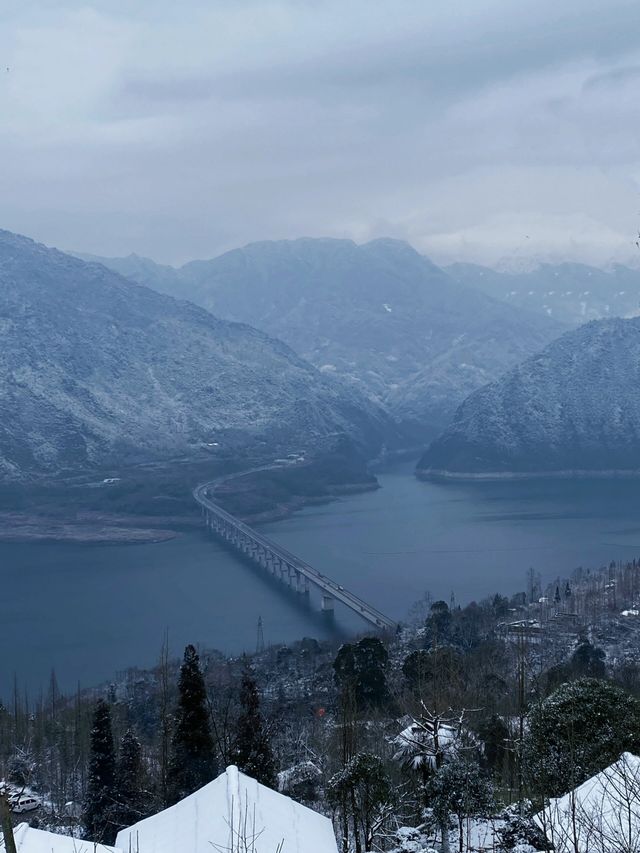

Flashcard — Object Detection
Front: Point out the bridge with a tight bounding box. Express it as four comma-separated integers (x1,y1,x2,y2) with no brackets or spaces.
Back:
193,482,396,632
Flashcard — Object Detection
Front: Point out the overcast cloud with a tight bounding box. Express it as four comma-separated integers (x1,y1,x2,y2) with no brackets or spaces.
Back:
1,0,640,266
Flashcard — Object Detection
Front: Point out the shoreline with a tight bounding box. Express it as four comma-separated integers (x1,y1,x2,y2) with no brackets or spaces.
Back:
417,467,640,482
0,447,391,543
0,512,201,545
239,481,380,525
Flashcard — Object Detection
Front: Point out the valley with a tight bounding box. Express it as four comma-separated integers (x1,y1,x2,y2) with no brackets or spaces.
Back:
3,461,640,693
4,5,640,848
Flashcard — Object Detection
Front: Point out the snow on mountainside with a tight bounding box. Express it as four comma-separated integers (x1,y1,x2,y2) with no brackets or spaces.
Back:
418,316,640,477
0,230,395,479
447,261,640,327
85,238,563,434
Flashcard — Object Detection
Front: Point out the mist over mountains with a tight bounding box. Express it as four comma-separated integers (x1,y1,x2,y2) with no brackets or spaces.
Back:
447,261,640,327
418,316,640,477
82,238,562,434
0,230,395,479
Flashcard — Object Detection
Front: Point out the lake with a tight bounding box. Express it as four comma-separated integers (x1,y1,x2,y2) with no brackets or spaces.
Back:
2,462,640,694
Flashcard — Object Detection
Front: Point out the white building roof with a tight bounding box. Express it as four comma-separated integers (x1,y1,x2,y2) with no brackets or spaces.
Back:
116,765,338,853
534,752,640,853
5,824,120,853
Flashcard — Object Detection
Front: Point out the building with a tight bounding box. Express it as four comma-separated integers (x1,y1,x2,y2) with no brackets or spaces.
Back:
534,752,640,853
116,765,338,853
4,824,119,852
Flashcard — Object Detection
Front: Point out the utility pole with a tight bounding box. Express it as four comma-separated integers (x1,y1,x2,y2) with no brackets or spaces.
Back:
256,616,265,654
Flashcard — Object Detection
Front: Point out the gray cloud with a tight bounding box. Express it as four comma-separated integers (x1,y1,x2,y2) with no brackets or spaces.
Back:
1,0,640,267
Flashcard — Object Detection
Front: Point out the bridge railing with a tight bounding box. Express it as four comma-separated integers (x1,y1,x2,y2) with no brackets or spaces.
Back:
194,484,396,631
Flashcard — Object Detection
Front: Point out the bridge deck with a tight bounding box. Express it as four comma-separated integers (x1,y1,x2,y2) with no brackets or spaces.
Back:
193,483,396,631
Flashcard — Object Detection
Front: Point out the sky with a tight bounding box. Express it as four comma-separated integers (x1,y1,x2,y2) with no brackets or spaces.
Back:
1,0,640,268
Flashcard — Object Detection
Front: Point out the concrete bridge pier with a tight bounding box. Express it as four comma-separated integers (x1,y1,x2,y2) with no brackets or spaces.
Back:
285,563,295,587
194,482,396,632
294,571,309,594
321,594,335,612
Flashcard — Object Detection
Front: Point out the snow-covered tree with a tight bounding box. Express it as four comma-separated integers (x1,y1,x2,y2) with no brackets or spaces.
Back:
427,757,494,853
394,704,472,777
168,644,216,803
333,637,389,710
232,664,275,788
327,752,393,853
394,705,478,853
277,760,322,802
114,729,149,831
525,678,640,798
82,699,117,843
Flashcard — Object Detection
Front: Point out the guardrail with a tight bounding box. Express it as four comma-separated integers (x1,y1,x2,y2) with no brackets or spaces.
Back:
194,483,396,631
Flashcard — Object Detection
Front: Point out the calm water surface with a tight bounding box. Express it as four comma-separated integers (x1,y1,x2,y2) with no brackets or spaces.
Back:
2,463,640,693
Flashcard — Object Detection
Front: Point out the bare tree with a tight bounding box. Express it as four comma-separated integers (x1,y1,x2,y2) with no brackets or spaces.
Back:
210,795,284,853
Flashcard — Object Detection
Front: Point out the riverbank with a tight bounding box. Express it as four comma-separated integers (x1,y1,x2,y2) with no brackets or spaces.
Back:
417,467,640,481
210,445,380,524
0,511,201,543
0,456,231,542
0,441,385,541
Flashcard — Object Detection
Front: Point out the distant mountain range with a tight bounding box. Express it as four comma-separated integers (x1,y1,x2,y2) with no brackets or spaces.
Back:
0,230,396,479
418,316,640,477
80,239,563,434
447,262,640,327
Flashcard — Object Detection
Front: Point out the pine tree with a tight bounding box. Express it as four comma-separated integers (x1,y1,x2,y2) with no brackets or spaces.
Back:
114,729,147,831
232,664,275,787
168,644,216,803
333,637,389,711
83,699,116,843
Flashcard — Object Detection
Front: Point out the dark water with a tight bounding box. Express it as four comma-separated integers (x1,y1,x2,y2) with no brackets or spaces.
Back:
2,463,640,694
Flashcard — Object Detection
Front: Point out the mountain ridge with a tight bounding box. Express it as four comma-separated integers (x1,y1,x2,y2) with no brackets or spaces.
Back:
417,316,640,478
79,237,564,433
0,229,396,479
446,260,640,327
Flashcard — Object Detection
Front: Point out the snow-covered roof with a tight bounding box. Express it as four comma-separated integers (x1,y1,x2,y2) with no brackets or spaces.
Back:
534,752,640,853
4,824,121,852
116,765,338,853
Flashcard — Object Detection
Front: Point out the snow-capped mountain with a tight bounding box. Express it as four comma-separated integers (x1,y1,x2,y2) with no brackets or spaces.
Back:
418,316,640,477
83,238,563,434
0,230,395,479
447,262,640,327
